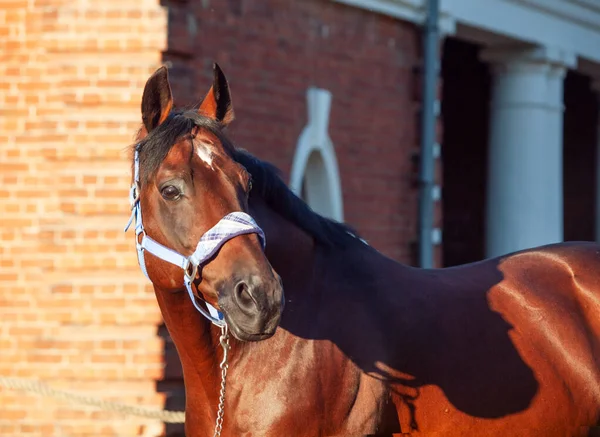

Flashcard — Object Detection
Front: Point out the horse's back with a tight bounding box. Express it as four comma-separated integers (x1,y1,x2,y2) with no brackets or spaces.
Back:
453,241,600,321
396,241,600,436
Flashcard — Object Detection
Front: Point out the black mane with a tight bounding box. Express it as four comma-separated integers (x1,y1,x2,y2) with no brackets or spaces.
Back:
133,110,361,249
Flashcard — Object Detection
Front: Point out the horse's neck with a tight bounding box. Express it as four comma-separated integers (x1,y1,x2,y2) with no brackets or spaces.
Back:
152,286,222,428
249,197,319,290
248,196,404,324
249,197,433,375
155,198,414,429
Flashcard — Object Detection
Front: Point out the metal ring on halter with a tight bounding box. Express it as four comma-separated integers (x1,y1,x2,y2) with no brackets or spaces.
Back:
129,183,140,207
136,229,146,247
183,259,198,282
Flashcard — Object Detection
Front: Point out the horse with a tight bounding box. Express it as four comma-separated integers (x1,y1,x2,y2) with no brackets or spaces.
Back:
126,64,600,437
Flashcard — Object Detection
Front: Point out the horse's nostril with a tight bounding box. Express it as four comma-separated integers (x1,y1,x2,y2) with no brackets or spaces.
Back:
234,280,257,312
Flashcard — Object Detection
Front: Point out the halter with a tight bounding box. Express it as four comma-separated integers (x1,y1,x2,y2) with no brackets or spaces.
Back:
124,147,266,327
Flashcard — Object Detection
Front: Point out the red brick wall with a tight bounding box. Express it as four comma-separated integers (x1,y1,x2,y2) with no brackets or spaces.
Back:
164,0,423,263
161,2,431,428
1,0,434,435
0,1,169,436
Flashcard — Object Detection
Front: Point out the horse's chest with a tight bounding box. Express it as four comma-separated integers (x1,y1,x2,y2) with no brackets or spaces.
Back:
226,340,384,436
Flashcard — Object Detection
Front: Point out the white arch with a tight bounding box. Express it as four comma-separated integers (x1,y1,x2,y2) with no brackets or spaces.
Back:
289,87,344,222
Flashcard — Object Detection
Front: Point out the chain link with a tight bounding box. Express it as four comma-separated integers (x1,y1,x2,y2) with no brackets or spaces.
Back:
213,324,230,437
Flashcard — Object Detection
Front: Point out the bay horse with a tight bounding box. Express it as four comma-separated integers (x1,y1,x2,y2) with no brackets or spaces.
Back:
126,64,600,436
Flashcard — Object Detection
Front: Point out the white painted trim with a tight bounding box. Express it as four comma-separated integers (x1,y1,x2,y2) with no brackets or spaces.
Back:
332,0,457,34
568,0,600,13
448,0,599,64
508,0,600,29
332,0,600,68
289,88,345,222
332,0,423,23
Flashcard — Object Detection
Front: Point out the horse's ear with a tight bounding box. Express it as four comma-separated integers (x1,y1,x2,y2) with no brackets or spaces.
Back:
198,63,235,126
141,66,173,133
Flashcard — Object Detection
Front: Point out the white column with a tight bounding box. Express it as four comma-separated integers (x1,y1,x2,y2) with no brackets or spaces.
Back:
481,47,576,258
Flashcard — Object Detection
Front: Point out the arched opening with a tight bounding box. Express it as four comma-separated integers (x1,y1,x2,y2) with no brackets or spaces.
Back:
289,87,344,223
300,150,334,219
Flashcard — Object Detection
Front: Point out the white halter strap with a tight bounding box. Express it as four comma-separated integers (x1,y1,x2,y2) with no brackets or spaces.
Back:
124,149,266,326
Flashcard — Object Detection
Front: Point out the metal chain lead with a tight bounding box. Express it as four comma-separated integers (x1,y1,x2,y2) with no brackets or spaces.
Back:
213,324,230,437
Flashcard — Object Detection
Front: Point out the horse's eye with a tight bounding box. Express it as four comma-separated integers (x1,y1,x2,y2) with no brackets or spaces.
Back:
161,185,181,201
248,177,253,192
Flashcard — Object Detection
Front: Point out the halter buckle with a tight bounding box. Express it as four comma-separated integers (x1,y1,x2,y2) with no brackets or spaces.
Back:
183,259,198,282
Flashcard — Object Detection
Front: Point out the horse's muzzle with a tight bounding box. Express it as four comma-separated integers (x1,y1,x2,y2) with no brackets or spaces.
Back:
219,273,284,342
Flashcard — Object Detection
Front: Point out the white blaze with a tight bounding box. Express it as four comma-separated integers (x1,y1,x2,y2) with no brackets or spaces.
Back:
196,142,214,169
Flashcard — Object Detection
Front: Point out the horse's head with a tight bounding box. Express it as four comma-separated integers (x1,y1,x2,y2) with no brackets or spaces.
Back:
131,64,284,341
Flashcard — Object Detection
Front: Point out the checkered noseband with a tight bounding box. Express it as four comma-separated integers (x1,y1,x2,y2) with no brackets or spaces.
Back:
124,148,266,327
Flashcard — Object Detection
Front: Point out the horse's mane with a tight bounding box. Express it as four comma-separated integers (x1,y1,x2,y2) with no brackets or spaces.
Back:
133,109,361,249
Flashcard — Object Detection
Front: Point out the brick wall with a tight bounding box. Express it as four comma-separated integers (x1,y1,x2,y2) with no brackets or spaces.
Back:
164,0,423,263
162,0,432,426
1,0,437,435
0,1,169,436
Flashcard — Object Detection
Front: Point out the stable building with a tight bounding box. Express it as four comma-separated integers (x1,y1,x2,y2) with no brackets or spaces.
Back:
3,1,600,436
337,0,600,266
165,0,600,268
